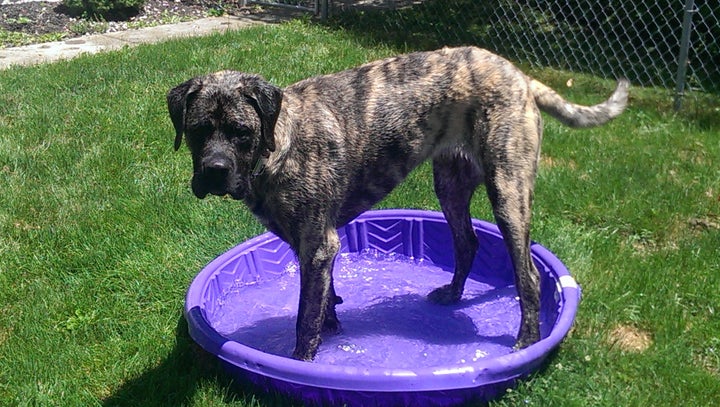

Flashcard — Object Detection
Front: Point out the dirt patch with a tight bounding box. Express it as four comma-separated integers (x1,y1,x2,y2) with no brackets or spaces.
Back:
540,155,578,171
689,216,720,231
607,324,653,353
694,339,720,377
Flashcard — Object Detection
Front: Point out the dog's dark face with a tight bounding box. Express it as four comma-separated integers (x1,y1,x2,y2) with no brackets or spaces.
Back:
167,71,282,200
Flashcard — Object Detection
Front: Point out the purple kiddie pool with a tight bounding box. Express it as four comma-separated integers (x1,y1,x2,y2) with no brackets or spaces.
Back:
185,209,580,406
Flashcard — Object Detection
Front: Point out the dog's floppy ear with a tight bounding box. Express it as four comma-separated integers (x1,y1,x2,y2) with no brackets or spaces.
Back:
245,78,283,153
167,78,202,151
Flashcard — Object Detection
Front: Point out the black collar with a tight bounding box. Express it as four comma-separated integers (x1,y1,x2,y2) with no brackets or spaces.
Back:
251,156,267,178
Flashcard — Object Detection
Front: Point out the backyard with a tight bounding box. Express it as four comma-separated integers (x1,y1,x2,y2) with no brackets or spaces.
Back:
0,17,719,406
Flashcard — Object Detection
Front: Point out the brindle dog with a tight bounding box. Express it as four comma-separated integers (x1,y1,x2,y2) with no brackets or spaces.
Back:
168,46,629,361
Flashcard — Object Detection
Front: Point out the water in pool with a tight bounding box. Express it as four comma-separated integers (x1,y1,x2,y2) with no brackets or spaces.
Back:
210,249,519,368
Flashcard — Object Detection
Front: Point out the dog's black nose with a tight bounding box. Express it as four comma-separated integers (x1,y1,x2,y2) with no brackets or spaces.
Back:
204,158,232,182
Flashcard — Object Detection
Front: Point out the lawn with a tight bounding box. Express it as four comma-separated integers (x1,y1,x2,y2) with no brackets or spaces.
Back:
0,19,718,406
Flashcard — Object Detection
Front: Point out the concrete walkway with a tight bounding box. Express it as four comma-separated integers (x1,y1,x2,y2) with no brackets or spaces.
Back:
0,13,290,69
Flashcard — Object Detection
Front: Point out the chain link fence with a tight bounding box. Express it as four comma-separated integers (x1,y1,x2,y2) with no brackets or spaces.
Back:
281,0,717,108
240,0,323,14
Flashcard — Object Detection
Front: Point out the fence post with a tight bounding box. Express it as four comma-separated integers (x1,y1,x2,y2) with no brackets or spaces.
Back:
318,0,329,19
674,0,697,111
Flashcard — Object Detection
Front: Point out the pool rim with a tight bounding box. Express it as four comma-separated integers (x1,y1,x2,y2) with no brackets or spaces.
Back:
184,209,580,393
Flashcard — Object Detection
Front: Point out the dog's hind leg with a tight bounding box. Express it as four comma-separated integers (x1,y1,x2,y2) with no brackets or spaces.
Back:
427,154,482,305
484,158,541,349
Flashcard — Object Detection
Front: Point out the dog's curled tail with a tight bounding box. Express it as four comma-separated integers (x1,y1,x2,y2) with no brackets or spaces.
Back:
531,78,630,128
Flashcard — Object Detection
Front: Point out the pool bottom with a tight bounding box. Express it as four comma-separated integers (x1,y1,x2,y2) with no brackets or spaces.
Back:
208,249,521,370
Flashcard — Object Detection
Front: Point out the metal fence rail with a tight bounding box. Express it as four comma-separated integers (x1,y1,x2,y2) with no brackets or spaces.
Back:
325,0,718,108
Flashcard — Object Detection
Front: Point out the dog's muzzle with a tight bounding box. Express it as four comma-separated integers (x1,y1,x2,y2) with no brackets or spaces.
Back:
192,156,246,199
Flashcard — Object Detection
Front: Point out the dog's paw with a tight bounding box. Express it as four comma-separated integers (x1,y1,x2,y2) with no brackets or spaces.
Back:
513,327,541,350
322,296,343,334
292,339,321,362
291,350,316,361
322,317,342,335
512,338,535,351
427,284,462,305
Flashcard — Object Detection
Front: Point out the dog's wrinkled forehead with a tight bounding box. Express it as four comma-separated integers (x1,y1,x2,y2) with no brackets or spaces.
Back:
197,71,254,105
186,73,260,127
204,70,261,93
170,70,281,153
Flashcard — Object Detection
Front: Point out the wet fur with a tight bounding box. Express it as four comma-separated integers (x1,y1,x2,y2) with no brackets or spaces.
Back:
168,46,629,361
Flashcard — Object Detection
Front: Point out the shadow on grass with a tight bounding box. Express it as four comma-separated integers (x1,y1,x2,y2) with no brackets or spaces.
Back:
102,315,297,407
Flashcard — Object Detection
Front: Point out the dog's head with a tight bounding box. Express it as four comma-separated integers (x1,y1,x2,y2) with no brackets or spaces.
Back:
167,71,283,200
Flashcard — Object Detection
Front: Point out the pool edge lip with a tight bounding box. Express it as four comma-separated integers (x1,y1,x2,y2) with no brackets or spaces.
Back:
184,209,581,393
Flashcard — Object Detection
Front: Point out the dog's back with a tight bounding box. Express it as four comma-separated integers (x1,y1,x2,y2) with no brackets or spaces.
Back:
282,46,627,153
275,47,628,225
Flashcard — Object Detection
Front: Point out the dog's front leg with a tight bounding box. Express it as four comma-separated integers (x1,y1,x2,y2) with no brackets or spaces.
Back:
292,227,341,361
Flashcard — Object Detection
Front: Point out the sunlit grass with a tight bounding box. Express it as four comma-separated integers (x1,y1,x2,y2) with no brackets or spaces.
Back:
0,19,718,406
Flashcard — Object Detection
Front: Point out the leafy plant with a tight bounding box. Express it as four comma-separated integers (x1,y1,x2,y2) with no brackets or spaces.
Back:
206,1,226,17
0,28,66,47
6,16,33,25
62,0,146,20
68,19,110,36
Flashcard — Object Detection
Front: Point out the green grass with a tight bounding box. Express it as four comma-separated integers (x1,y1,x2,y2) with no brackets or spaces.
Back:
0,19,719,406
0,29,67,48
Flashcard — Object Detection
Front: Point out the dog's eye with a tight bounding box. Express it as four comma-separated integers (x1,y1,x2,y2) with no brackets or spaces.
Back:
230,126,253,146
188,123,214,134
